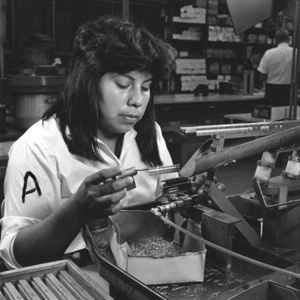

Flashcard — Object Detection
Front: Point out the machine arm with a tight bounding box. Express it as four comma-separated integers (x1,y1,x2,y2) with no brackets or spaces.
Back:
179,124,300,178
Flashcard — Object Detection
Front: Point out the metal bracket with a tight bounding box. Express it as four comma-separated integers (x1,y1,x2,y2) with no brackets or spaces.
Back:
253,151,276,186
253,178,300,216
209,182,262,247
282,151,300,179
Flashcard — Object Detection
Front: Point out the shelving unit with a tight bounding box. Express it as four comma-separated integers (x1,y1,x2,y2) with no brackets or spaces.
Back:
3,0,295,94
162,0,294,94
3,0,166,75
162,2,208,93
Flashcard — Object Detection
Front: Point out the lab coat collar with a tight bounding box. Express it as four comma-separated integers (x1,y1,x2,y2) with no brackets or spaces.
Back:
64,120,138,145
278,42,290,48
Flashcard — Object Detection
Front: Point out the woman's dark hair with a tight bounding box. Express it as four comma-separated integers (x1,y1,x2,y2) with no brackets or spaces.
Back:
43,15,175,167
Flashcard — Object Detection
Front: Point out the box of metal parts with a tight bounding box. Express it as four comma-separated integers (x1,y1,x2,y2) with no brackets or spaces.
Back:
107,210,206,285
252,104,272,119
252,105,300,120
0,259,108,299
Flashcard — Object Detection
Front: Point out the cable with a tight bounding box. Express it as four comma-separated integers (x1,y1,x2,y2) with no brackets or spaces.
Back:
157,213,300,280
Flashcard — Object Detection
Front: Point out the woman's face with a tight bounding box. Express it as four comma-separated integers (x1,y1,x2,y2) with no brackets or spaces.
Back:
98,71,152,136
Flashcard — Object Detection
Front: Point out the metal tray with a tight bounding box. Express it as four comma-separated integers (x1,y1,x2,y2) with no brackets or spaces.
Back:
0,259,109,300
83,216,298,300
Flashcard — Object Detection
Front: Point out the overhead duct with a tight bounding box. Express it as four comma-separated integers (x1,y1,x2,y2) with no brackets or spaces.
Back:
226,0,288,35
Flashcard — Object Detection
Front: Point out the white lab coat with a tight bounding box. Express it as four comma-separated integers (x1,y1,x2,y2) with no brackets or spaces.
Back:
0,116,176,268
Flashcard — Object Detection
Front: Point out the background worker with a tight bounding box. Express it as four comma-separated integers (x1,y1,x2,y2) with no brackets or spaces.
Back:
257,28,293,106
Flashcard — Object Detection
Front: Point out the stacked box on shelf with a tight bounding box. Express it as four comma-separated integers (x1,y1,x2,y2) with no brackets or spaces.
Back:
208,26,241,42
207,79,219,91
224,48,234,58
221,64,232,74
173,26,204,41
206,48,214,57
214,48,224,57
218,15,232,26
176,58,206,91
208,62,219,74
180,75,207,92
207,15,217,25
174,5,207,24
178,50,189,57
257,34,267,43
207,0,218,16
207,47,234,58
180,76,220,92
246,33,267,44
246,33,257,43
176,58,206,74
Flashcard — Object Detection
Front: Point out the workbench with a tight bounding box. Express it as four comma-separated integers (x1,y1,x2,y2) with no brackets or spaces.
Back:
224,113,271,123
82,204,300,300
224,112,300,124
154,93,265,106
154,93,265,165
153,93,265,130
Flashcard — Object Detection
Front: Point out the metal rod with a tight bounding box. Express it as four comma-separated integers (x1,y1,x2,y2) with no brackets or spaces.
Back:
195,127,259,136
289,0,300,119
136,164,180,176
157,214,300,279
181,120,300,134
292,0,300,119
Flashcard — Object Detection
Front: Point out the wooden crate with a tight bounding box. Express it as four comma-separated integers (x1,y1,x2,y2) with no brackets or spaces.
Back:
0,259,108,300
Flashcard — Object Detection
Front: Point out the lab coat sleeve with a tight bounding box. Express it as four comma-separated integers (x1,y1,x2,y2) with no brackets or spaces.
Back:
0,137,62,268
257,51,269,75
0,136,84,268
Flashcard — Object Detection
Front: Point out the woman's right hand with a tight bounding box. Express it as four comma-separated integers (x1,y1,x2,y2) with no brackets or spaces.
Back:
74,166,133,221
12,166,132,267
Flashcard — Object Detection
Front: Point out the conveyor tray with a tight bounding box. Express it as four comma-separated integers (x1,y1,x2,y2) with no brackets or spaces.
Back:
84,219,298,300
0,259,108,300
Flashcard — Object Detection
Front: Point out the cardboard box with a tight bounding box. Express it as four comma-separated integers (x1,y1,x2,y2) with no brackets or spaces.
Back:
252,105,272,119
252,105,300,120
108,210,206,285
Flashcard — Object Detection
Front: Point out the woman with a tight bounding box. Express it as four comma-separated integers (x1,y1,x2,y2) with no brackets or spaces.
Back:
0,15,176,268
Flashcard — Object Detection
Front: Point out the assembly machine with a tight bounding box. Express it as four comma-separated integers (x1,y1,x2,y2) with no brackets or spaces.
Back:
84,120,300,300
178,119,300,253
82,0,300,297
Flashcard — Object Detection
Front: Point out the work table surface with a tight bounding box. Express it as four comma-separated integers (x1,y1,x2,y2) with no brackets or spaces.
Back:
153,93,265,105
